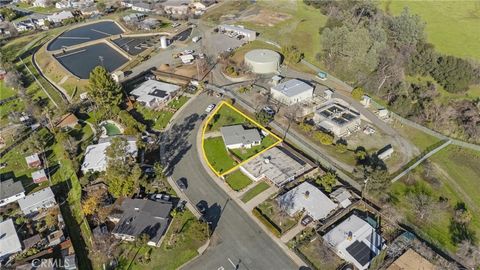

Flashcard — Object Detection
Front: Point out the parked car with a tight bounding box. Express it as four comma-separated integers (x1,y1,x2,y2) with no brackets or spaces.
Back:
301,215,314,226
172,22,180,28
151,193,171,202
176,178,187,191
226,47,234,52
196,201,208,215
262,106,275,116
176,200,187,211
192,36,201,43
183,49,194,55
205,104,216,113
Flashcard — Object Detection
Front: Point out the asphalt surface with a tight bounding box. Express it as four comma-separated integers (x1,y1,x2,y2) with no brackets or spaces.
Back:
161,93,298,270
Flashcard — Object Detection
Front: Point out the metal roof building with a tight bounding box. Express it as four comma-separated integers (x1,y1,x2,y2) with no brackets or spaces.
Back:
18,187,56,215
270,79,314,105
218,24,256,41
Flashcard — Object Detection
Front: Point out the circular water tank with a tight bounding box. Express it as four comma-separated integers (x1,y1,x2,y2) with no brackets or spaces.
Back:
244,49,281,74
160,36,168,49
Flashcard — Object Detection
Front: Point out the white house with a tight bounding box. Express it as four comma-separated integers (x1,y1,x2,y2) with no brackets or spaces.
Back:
220,125,261,149
270,79,314,105
132,2,153,12
377,145,394,160
0,179,25,207
33,0,49,8
81,137,138,173
323,214,386,270
277,182,337,220
0,219,22,260
17,187,56,215
130,79,181,109
163,0,190,15
47,11,74,24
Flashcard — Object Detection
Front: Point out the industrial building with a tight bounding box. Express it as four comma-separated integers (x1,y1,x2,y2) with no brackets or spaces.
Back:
218,24,257,41
270,79,314,105
240,146,313,186
244,49,281,74
323,214,386,270
313,99,361,137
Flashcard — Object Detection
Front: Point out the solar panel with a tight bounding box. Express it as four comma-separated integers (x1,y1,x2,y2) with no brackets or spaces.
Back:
346,240,376,266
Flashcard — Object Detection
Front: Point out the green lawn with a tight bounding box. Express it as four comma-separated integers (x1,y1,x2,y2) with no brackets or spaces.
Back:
129,210,207,270
16,2,59,13
203,137,238,174
168,95,190,110
225,169,252,191
241,182,270,203
206,104,247,132
0,82,17,99
382,0,480,60
229,135,279,160
393,120,441,152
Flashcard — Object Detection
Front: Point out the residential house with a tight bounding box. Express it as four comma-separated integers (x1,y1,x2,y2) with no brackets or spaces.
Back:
0,178,25,207
81,137,138,173
0,23,11,36
277,182,337,220
22,235,42,250
163,0,190,15
122,13,146,23
47,11,74,24
25,153,42,168
220,125,262,149
130,79,180,109
17,187,56,215
32,169,48,184
270,79,314,105
80,5,99,16
55,0,72,9
56,113,78,130
14,21,33,32
240,146,313,187
141,17,160,30
0,219,22,260
33,0,49,8
323,214,386,270
387,249,435,270
110,198,173,247
132,2,153,12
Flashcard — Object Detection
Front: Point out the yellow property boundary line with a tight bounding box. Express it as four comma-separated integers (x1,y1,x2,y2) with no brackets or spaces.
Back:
201,101,283,177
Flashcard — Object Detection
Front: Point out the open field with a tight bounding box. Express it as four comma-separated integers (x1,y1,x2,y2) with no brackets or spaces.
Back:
225,169,252,191
392,120,441,152
241,181,270,203
382,0,480,60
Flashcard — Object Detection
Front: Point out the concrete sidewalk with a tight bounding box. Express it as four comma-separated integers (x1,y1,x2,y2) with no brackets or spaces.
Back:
244,185,278,211
195,116,308,268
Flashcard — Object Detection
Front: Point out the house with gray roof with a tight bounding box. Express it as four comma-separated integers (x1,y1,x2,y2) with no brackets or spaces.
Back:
131,79,180,109
110,198,173,247
0,219,22,260
220,125,262,149
17,187,56,215
271,79,314,105
0,179,25,207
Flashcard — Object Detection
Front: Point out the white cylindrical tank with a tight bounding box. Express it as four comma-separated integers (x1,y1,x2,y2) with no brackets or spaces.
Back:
244,49,281,74
160,36,168,49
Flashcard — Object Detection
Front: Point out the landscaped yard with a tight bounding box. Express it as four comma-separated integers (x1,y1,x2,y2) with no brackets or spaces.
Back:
206,103,247,132
297,237,343,270
229,135,278,160
241,182,270,203
225,169,252,191
203,137,238,174
135,96,190,130
168,95,190,110
382,1,480,60
127,210,208,270
256,199,300,235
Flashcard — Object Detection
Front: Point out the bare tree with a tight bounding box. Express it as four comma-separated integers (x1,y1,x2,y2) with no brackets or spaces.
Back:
406,189,437,221
456,240,480,269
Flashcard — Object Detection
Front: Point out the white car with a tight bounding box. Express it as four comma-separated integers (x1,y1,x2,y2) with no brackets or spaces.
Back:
183,49,194,55
205,104,216,113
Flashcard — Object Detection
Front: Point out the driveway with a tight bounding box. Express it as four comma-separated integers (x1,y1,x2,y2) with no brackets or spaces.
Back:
160,93,299,270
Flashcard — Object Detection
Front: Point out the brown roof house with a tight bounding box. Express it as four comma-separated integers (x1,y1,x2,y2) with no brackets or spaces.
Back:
56,113,78,130
25,153,42,168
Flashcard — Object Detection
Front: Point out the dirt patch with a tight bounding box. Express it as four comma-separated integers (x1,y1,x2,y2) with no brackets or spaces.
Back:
240,9,292,27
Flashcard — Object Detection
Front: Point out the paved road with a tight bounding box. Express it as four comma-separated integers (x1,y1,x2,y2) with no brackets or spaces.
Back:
161,93,299,270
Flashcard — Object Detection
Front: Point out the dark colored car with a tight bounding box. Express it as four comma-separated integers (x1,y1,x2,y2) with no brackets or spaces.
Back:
176,178,187,191
196,201,208,215
301,215,314,226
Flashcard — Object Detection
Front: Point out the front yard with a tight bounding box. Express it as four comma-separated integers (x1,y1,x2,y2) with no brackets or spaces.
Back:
297,236,343,270
203,137,238,174
256,199,300,235
135,95,190,130
206,103,247,132
241,182,270,203
225,169,252,191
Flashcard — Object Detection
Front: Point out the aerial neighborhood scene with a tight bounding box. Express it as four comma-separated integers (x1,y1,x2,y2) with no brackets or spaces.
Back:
1,0,480,269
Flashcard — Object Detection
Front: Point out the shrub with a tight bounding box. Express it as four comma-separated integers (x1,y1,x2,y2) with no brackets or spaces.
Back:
351,87,364,100
252,208,282,237
313,131,334,145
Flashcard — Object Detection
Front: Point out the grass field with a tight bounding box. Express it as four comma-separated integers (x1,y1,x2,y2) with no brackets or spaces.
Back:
203,137,238,174
225,169,252,191
241,181,270,203
229,135,278,160
392,120,441,152
168,95,190,110
388,145,480,253
382,0,480,60
206,104,247,131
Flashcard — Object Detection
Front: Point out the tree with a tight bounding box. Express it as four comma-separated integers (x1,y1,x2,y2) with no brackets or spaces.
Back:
96,2,106,12
237,86,251,94
4,70,23,89
281,45,304,63
135,233,150,248
351,87,364,100
87,66,123,112
388,7,425,49
45,207,59,228
335,142,348,153
255,110,273,126
406,186,436,220
313,131,334,145
299,122,314,133
316,172,337,192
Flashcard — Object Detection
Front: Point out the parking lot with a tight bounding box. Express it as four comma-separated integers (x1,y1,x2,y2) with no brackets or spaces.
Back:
202,29,246,57
47,21,124,51
113,36,161,55
55,43,128,79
